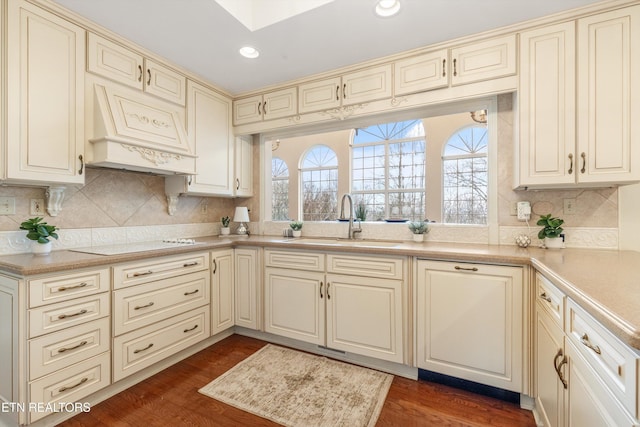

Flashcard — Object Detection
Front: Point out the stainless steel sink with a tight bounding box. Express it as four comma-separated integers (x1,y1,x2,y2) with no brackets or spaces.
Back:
279,238,401,248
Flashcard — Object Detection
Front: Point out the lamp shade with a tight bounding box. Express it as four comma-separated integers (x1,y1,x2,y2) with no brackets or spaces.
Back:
233,207,250,223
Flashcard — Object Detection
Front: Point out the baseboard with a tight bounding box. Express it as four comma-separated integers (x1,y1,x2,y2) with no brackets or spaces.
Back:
418,369,521,404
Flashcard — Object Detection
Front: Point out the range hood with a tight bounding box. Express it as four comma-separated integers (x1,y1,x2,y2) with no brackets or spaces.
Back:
87,84,196,175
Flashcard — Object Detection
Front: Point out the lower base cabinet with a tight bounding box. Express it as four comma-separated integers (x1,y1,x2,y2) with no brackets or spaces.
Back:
211,249,235,335
415,259,524,392
234,247,261,330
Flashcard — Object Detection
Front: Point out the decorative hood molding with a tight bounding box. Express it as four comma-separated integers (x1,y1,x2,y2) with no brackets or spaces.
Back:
87,84,196,175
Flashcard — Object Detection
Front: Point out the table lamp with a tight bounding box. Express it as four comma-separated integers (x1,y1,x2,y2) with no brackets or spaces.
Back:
234,207,250,235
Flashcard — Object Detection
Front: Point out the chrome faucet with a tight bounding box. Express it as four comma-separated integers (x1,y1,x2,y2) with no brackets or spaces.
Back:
340,193,362,239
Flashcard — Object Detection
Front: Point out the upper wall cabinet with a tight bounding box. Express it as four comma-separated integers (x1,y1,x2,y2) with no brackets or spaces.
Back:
87,33,186,105
233,87,297,125
298,64,392,114
517,5,640,189
4,0,85,186
393,34,517,96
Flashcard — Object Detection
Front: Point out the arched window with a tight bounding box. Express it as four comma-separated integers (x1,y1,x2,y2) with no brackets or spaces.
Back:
271,157,289,221
300,145,338,221
351,120,425,221
442,125,488,224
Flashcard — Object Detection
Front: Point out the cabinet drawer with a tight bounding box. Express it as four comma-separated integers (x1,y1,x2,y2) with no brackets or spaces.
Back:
29,318,110,381
264,249,324,272
113,252,209,289
29,293,110,338
29,352,110,423
327,254,404,280
29,268,110,308
535,273,565,327
113,306,210,382
113,270,210,336
566,298,637,417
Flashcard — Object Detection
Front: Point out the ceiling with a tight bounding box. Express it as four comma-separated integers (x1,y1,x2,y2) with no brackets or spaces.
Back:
53,0,606,96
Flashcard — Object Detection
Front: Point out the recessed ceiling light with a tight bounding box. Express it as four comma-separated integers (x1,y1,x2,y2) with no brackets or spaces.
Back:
375,0,400,17
239,46,259,59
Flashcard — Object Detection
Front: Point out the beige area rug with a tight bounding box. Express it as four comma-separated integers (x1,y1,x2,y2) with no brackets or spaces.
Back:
199,344,393,427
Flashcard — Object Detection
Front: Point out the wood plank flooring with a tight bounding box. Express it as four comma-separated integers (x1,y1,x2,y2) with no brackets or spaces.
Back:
58,335,537,426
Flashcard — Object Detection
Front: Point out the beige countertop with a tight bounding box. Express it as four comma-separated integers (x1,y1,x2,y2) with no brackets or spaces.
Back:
1,235,638,351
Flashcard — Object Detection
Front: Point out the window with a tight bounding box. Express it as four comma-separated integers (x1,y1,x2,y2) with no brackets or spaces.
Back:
442,125,488,224
351,120,425,221
271,157,289,221
301,145,338,221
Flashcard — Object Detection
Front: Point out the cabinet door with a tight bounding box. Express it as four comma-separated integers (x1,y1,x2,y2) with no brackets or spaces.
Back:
298,76,342,114
518,22,576,188
6,1,85,185
184,80,234,196
233,94,263,125
342,64,392,106
576,5,640,185
87,32,144,90
145,59,186,105
234,135,253,197
393,50,448,96
263,87,297,120
415,260,523,392
234,248,260,330
535,306,566,427
264,268,324,345
326,274,403,363
450,34,517,86
211,249,234,335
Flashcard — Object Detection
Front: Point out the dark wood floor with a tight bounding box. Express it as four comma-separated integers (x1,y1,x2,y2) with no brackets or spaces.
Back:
58,335,537,426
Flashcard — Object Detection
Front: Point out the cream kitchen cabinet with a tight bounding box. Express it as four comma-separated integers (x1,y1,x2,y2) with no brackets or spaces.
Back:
4,0,85,187
233,87,297,125
87,32,186,105
393,34,516,96
415,259,524,392
211,249,235,335
234,135,254,197
264,249,404,363
517,5,640,189
165,80,234,198
298,64,392,114
234,247,261,330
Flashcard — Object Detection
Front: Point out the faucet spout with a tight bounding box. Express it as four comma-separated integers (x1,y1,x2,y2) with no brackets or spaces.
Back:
340,193,362,240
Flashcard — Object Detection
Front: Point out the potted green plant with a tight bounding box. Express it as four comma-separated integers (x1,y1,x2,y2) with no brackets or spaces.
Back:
537,214,564,249
20,217,59,255
290,221,303,237
220,216,231,235
408,221,429,243
355,203,367,222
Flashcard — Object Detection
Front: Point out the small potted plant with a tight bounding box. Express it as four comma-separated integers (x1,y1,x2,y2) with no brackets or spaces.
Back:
290,221,303,238
20,217,59,255
408,220,429,243
355,203,367,222
537,214,564,249
220,216,231,235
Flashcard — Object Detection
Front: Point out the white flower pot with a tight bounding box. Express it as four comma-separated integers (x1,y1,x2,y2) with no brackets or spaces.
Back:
32,241,52,255
292,230,302,237
220,227,230,235
412,234,424,243
544,237,564,249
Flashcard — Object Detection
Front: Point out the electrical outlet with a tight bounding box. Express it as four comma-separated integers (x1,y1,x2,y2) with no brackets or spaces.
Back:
30,199,45,215
200,202,208,214
0,197,16,215
517,201,531,221
564,198,577,215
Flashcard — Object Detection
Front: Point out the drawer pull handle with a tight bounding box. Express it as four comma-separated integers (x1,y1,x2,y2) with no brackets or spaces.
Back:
454,266,478,272
132,270,153,277
58,282,88,292
58,309,88,320
580,333,601,355
184,289,199,296
539,292,552,303
568,153,574,174
327,282,331,300
133,343,154,354
183,325,198,333
580,152,586,174
58,340,88,353
59,377,88,393
553,348,568,389
134,302,154,310
147,68,151,86
453,58,457,76
212,259,217,274
442,58,446,77
137,65,143,82
320,281,323,299
183,262,199,267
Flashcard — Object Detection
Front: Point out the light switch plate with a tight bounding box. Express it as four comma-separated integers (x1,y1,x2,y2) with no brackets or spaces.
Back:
30,199,45,215
0,197,16,215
